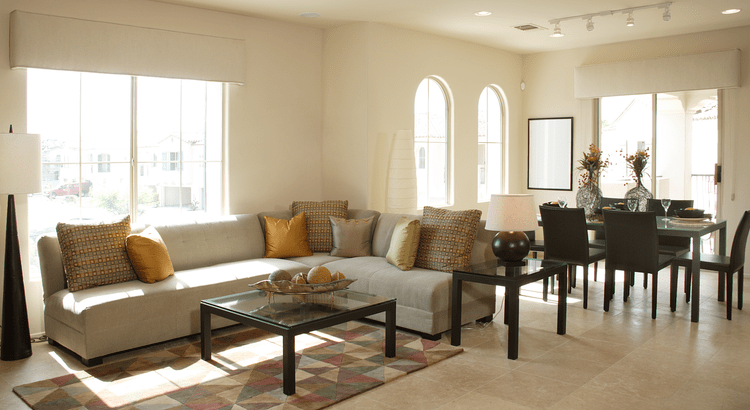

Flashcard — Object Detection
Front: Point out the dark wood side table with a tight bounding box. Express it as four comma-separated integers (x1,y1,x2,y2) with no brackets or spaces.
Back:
451,258,567,360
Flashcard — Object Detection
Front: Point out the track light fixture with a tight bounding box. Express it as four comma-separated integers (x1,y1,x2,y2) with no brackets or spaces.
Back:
586,17,594,31
550,22,564,37
626,12,635,26
663,5,671,21
548,2,670,36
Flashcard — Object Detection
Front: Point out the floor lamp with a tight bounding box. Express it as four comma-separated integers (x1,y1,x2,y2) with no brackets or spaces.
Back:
0,131,41,361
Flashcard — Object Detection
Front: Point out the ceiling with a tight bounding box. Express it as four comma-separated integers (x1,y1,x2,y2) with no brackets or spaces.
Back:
149,0,750,54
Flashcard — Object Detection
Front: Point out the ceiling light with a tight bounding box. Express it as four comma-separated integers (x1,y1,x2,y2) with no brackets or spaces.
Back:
722,9,741,14
626,12,635,26
474,11,492,17
663,6,671,21
586,18,594,31
550,22,564,37
299,12,321,18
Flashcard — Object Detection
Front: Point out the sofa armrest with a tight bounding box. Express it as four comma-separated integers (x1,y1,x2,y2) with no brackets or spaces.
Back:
38,234,66,300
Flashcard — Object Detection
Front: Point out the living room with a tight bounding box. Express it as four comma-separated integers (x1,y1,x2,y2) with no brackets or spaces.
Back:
2,0,750,408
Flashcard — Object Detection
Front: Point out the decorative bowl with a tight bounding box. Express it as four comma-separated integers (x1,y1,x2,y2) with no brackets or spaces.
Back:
250,278,356,295
675,208,705,218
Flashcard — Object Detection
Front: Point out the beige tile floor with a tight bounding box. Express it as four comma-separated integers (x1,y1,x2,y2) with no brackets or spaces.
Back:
3,265,750,409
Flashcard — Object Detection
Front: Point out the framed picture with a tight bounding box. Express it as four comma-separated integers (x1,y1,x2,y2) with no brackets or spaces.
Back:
527,117,573,191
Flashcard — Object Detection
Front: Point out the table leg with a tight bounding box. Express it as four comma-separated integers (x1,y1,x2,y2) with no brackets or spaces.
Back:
283,334,295,395
507,285,520,360
450,278,462,346
200,305,211,360
557,269,567,335
385,304,396,357
691,236,701,322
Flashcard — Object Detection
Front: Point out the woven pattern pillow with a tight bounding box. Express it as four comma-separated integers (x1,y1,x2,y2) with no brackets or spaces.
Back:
329,216,375,257
264,213,313,258
126,226,175,284
415,207,482,272
386,217,421,271
291,200,348,252
56,215,137,292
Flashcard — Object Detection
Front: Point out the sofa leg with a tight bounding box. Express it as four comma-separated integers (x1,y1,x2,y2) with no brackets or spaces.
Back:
81,356,103,367
420,332,442,341
476,314,494,323
47,338,59,347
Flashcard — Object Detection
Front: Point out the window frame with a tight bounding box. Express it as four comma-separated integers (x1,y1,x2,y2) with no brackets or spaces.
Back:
477,85,505,201
414,76,452,208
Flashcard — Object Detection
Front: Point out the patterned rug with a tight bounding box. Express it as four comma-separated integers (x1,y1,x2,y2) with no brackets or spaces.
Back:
14,322,462,409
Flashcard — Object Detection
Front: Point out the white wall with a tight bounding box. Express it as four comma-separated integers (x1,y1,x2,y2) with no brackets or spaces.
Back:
522,26,750,245
0,0,323,336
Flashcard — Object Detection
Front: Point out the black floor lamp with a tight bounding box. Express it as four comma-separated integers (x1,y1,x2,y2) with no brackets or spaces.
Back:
0,130,41,361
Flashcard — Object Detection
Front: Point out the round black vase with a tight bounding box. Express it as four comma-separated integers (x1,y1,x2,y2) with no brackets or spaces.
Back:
491,231,530,262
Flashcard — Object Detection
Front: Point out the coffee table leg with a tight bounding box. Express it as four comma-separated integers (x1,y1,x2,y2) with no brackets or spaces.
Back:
200,305,211,360
557,268,567,335
451,277,462,346
507,285,519,360
385,303,396,357
283,334,295,395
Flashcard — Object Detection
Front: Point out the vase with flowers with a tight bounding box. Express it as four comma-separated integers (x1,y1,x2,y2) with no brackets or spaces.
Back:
575,143,609,219
623,148,652,211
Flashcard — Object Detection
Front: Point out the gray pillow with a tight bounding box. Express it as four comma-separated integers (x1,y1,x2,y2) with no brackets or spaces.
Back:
329,216,375,257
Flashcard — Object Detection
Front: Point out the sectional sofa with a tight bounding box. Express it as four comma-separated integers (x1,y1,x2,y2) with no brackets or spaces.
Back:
37,208,497,366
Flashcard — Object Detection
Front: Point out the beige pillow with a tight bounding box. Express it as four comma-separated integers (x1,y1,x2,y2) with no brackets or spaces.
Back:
291,200,348,252
414,206,482,272
126,226,175,284
264,213,313,258
386,217,422,270
330,216,375,257
56,215,137,292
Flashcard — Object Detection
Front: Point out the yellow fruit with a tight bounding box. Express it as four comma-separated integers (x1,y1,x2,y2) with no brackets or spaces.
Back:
331,271,346,281
291,273,307,284
307,266,332,284
268,270,292,282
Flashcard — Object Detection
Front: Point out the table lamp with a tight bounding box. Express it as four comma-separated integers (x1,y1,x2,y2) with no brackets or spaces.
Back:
485,194,538,265
0,130,41,361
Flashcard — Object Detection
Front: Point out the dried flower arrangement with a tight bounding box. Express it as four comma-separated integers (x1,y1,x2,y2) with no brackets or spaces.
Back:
577,143,609,187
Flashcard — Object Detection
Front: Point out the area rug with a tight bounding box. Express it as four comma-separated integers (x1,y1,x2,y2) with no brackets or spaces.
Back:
14,322,462,410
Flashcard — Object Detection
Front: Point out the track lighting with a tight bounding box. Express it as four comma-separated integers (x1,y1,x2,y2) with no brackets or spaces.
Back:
586,18,594,31
548,2,670,37
663,6,671,21
550,22,564,37
626,12,635,26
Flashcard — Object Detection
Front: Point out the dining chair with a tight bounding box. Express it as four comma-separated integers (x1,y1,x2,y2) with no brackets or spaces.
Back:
588,197,626,281
669,210,750,320
641,199,694,288
602,210,675,319
540,206,606,309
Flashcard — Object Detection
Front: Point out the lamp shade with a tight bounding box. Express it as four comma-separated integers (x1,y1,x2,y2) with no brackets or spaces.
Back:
485,194,537,232
0,133,41,194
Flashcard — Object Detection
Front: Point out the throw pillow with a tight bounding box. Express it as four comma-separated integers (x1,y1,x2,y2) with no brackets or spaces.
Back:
264,213,313,258
329,216,375,257
291,200,348,252
56,215,137,292
415,206,482,272
386,217,422,271
125,226,175,284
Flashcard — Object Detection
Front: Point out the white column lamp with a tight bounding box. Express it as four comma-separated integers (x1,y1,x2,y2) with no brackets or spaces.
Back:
485,194,538,265
0,131,41,361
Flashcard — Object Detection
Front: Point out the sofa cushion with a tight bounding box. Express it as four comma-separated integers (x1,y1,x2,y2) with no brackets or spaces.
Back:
372,213,422,257
56,215,137,292
329,216,375,257
126,226,174,284
264,213,313,258
386,217,421,270
415,207,482,272
291,200,348,252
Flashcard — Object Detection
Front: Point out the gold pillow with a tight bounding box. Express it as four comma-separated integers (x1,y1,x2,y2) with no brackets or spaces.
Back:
126,226,175,284
386,217,422,270
264,213,313,258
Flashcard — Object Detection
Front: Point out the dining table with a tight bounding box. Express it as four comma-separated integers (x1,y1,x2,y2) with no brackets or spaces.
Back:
539,213,727,322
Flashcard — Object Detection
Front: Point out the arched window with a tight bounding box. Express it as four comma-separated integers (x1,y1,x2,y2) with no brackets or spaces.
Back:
477,86,504,201
414,77,449,208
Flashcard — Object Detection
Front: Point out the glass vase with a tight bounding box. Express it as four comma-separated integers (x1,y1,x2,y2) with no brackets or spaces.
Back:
576,182,602,220
625,176,652,212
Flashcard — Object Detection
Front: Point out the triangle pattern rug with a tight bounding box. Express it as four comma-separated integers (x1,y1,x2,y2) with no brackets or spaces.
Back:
14,322,462,410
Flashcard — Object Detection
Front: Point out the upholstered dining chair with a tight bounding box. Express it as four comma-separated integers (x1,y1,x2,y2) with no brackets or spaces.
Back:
540,206,606,309
639,199,694,289
602,210,675,319
670,210,750,320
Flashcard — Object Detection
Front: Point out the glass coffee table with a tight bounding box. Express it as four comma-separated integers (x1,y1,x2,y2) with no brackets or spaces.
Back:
451,258,567,360
200,289,396,395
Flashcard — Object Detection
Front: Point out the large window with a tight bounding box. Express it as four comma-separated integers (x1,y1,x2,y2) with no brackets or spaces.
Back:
27,69,223,277
414,77,449,208
477,86,504,201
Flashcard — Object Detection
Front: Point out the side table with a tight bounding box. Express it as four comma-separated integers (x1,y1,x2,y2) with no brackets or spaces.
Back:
451,258,567,359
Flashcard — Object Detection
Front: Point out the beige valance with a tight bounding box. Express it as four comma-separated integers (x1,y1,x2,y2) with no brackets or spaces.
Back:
9,10,246,84
574,49,740,99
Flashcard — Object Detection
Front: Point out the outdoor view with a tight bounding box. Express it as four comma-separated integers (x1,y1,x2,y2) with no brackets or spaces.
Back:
414,77,448,208
26,69,222,278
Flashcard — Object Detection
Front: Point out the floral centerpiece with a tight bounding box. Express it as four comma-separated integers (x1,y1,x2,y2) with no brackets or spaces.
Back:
576,144,609,219
623,147,652,211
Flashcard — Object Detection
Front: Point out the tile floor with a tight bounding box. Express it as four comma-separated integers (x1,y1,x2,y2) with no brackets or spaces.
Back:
2,266,749,409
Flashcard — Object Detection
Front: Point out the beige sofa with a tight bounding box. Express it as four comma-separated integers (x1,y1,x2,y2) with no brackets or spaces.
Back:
38,209,497,366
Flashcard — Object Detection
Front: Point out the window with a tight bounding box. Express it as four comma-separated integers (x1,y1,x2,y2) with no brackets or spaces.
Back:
27,69,223,277
477,86,504,201
414,77,449,208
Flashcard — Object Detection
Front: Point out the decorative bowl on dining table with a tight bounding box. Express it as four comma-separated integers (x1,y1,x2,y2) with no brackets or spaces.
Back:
675,208,705,218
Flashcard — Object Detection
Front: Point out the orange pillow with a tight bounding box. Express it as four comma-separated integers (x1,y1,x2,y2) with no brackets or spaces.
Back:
264,213,313,258
125,226,175,283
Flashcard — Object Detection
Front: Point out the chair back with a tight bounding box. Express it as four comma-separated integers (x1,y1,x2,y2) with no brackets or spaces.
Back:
603,210,659,273
647,199,694,216
729,210,750,272
540,206,589,264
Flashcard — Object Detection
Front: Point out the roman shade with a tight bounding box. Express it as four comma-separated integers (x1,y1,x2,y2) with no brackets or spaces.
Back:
574,49,740,99
9,10,246,84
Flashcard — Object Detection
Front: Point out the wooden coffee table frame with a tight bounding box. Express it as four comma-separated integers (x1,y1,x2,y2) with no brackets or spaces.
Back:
200,290,396,395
